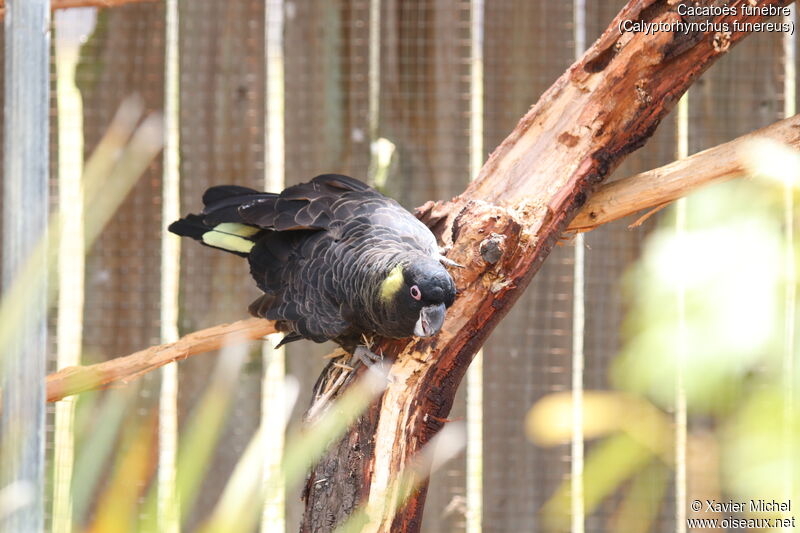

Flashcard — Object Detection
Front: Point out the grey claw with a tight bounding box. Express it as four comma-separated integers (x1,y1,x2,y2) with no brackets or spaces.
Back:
354,345,383,365
353,345,393,383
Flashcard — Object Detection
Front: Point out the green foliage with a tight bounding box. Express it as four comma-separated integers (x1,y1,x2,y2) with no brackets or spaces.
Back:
529,139,800,529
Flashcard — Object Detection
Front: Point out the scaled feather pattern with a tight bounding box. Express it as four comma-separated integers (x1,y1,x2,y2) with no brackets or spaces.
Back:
169,174,457,351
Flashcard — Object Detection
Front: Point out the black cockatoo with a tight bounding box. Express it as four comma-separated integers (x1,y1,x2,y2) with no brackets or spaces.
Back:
169,174,459,363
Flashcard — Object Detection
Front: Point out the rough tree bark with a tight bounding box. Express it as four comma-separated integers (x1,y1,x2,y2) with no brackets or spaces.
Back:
300,1,795,531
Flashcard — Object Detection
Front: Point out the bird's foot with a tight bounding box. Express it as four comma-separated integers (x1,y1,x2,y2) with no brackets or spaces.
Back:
354,344,383,366
353,345,393,383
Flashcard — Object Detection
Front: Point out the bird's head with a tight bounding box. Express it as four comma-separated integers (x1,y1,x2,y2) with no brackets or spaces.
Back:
379,256,456,338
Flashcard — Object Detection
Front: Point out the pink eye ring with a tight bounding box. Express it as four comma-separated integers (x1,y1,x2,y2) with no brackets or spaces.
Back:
410,285,422,300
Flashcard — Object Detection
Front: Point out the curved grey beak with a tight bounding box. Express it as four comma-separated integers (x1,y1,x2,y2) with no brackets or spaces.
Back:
414,303,447,337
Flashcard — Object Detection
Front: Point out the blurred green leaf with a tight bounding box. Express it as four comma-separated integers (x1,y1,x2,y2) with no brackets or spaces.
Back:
614,181,785,411
71,388,137,527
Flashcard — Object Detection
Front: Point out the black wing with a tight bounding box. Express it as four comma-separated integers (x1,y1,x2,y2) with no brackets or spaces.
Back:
173,174,438,346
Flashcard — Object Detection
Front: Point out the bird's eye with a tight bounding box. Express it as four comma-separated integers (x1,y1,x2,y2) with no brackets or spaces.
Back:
410,285,422,301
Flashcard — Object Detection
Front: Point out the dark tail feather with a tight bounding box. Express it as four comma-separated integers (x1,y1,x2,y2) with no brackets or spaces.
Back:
202,185,260,206
167,214,209,241
202,185,277,226
169,185,277,257
168,213,261,258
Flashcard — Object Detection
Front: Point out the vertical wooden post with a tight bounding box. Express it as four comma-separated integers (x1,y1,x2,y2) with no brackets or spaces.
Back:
673,93,690,533
53,9,90,533
1,0,50,530
159,0,181,530
261,0,286,529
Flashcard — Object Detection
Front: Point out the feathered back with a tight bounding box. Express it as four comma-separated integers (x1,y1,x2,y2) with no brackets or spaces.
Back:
169,174,446,347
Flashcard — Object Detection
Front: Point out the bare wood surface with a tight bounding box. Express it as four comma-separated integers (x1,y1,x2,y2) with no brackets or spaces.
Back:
0,0,158,18
46,318,276,402
569,113,800,231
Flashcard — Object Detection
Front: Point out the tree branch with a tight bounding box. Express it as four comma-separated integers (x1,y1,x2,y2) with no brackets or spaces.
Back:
46,318,276,402
45,112,800,403
568,113,800,232
301,2,794,531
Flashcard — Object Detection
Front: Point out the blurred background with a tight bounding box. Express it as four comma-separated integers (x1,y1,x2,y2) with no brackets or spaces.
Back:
1,0,798,532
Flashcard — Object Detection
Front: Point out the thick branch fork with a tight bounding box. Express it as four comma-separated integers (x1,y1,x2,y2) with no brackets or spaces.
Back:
302,1,794,531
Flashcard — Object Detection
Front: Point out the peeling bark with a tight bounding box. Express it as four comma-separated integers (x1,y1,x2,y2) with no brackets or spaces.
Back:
300,1,795,531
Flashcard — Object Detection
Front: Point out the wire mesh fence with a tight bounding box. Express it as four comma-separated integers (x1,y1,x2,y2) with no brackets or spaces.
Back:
0,0,797,531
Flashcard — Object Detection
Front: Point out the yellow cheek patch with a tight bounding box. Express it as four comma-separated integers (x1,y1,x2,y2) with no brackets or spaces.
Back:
380,263,405,303
202,223,258,253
